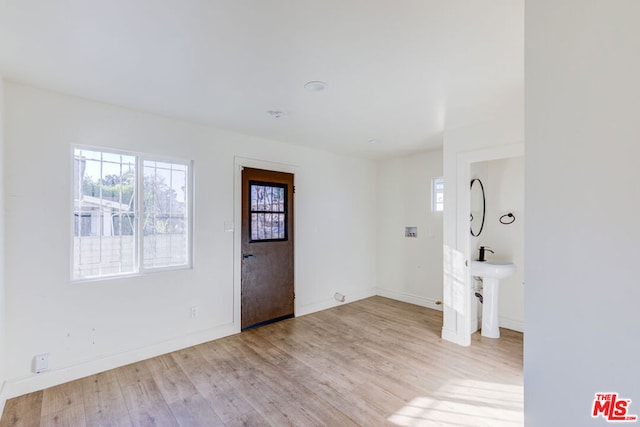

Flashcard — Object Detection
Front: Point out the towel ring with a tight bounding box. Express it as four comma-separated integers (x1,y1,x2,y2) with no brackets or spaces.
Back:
500,213,516,225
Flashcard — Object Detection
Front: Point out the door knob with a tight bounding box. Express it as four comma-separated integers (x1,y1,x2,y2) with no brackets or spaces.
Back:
242,253,255,259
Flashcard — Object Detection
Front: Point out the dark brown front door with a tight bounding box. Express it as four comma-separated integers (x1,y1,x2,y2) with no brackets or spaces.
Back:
241,167,294,330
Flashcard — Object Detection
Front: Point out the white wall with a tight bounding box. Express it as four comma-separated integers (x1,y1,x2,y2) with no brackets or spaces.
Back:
472,157,524,332
3,82,377,396
526,2,640,425
0,77,7,411
376,149,443,309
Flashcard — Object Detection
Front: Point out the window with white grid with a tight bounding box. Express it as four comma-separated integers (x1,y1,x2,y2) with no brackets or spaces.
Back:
432,177,444,212
73,147,191,280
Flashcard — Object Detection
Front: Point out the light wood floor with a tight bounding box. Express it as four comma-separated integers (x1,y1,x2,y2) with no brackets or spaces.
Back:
1,296,523,426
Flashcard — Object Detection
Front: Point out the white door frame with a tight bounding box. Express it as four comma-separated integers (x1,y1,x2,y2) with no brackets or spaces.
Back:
444,142,524,346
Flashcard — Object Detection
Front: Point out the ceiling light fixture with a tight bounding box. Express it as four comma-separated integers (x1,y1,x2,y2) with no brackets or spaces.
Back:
267,110,287,119
304,81,328,92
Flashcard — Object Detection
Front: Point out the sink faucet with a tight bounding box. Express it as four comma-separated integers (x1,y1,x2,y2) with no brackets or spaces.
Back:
478,246,494,262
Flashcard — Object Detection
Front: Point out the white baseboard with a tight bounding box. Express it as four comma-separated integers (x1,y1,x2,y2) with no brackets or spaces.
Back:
0,381,6,418
296,288,376,317
3,322,238,400
3,288,378,401
375,288,443,311
441,326,470,346
1,286,471,406
500,316,523,333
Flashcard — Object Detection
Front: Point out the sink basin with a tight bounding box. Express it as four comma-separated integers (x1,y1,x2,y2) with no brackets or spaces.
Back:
470,260,516,339
471,260,516,280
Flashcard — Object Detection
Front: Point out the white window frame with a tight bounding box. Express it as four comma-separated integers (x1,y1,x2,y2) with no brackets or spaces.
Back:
432,176,444,212
72,146,193,281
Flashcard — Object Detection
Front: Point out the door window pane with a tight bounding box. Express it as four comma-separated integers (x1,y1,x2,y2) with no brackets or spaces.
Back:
249,182,287,241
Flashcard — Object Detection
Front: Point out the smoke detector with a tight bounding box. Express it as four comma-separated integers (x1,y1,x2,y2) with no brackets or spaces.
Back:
304,81,328,92
267,110,287,119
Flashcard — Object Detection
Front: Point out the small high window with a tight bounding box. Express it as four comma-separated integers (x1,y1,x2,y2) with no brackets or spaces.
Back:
432,177,444,212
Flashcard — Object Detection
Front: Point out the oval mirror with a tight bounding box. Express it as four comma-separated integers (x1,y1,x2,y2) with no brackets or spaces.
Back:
470,178,485,237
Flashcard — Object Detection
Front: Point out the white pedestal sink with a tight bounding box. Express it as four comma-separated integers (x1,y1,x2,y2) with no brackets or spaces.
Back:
471,260,516,338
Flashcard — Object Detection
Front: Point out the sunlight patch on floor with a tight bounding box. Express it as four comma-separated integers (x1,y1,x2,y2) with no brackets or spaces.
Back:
388,379,523,427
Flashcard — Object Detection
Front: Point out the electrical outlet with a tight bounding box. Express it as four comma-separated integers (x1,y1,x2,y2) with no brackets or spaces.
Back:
33,353,50,374
190,306,198,318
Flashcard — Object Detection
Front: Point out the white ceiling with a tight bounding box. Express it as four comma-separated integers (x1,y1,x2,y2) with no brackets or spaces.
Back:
0,1,523,159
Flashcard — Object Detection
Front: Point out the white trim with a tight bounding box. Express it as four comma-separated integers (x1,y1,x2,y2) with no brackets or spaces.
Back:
2,322,237,400
0,289,428,403
296,288,376,317
459,143,524,165
0,381,6,419
376,288,443,311
499,316,524,333
441,327,468,346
